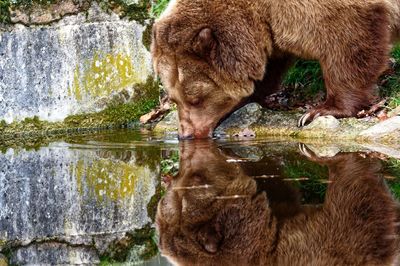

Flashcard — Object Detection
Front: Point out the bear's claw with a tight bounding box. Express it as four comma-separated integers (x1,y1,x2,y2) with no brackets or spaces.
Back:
298,112,321,127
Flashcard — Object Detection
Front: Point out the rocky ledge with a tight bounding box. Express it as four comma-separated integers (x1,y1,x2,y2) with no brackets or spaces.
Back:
155,103,400,146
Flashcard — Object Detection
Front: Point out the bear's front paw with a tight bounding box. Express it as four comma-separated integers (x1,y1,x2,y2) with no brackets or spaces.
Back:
298,110,322,127
298,106,355,127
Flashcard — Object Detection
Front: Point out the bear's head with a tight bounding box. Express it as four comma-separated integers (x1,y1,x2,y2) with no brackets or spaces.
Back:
156,141,277,265
151,0,272,139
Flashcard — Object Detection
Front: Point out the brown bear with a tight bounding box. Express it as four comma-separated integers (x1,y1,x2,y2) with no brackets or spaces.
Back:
156,142,400,265
151,0,400,139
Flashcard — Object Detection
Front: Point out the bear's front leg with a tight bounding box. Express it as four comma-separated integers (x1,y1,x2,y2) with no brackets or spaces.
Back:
298,51,388,127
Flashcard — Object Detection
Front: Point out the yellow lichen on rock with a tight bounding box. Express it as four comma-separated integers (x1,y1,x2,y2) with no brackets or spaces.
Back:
70,52,143,102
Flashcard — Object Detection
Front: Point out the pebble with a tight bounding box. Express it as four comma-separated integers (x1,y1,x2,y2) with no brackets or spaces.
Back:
304,115,340,130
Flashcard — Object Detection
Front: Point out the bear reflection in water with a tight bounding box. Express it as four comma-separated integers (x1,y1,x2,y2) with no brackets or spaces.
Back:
156,142,400,266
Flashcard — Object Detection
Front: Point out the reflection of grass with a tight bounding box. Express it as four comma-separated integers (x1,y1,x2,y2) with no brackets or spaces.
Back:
161,152,179,176
384,159,400,200
283,160,328,203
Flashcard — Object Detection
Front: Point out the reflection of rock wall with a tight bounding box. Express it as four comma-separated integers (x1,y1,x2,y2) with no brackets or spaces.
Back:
0,143,159,264
11,243,100,265
0,3,152,123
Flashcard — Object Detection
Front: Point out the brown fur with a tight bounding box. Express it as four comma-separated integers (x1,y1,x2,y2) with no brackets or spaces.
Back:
156,143,400,265
151,0,400,138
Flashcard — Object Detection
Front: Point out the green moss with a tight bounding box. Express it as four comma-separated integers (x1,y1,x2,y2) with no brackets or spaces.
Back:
100,225,158,264
1,0,59,23
146,178,165,222
101,0,152,24
0,0,11,23
142,21,153,51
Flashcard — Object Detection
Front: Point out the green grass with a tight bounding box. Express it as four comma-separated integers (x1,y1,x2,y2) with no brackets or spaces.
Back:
151,0,169,17
380,44,400,109
0,0,11,23
283,60,324,98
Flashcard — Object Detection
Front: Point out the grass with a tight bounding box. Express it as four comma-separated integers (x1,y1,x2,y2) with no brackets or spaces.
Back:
150,0,169,17
283,60,324,98
379,44,400,109
0,0,10,23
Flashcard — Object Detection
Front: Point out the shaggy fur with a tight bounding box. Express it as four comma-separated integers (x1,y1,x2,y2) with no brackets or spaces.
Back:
152,0,400,138
156,143,400,265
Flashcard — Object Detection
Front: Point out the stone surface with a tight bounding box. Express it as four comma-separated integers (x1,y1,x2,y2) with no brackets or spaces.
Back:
0,142,159,263
304,115,340,130
9,0,88,25
154,103,400,144
216,103,262,133
359,116,400,138
154,110,178,132
0,2,152,123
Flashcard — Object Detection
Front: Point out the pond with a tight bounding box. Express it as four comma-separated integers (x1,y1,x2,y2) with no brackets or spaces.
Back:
0,130,399,265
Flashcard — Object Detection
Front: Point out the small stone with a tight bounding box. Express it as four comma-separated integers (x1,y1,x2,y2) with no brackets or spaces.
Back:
359,116,400,138
304,116,340,130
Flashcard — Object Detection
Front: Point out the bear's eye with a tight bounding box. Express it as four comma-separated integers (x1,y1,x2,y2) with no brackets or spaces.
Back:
189,98,202,106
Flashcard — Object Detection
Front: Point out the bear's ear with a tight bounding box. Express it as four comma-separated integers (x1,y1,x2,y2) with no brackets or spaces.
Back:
192,28,217,58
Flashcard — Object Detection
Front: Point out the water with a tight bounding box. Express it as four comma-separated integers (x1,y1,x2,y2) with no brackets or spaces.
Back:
0,130,399,265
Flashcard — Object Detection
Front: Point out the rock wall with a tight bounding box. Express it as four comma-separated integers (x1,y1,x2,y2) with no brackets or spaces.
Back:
0,2,153,123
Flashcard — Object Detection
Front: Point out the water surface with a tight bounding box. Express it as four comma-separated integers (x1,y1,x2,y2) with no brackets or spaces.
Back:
0,130,399,265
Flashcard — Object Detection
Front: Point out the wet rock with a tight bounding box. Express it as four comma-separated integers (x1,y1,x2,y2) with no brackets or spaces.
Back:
154,111,179,132
216,103,263,134
0,2,152,123
304,116,340,130
228,146,264,162
10,243,99,265
359,116,400,138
